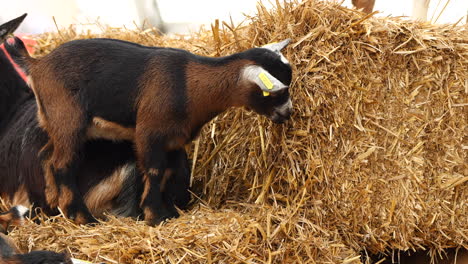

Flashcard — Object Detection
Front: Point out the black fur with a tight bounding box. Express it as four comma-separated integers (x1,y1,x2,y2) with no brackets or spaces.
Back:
0,47,191,220
0,100,191,217
21,38,291,129
0,49,31,123
5,37,291,224
140,135,177,220
164,149,191,209
3,36,30,74
241,48,292,122
2,251,72,264
16,251,72,264
0,14,27,44
0,236,16,258
242,48,292,85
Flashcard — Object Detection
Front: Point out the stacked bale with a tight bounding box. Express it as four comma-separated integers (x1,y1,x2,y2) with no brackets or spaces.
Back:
6,0,467,263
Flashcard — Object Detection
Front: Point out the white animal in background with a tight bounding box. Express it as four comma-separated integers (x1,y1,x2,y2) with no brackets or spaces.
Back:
352,0,431,21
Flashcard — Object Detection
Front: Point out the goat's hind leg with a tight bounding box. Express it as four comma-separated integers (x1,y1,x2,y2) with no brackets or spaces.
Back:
42,114,97,225
53,155,97,225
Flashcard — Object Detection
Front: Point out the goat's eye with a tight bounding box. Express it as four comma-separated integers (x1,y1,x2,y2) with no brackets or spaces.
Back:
271,89,287,97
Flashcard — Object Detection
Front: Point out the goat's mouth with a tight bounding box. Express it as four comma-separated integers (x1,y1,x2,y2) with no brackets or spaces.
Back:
269,110,291,124
268,98,292,124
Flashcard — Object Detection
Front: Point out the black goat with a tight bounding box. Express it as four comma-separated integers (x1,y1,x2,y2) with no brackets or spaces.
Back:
0,16,190,224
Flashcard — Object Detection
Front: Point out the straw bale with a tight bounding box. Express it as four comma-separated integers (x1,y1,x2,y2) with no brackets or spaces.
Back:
6,0,467,263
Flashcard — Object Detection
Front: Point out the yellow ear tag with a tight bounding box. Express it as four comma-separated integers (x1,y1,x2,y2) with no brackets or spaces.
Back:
258,72,273,97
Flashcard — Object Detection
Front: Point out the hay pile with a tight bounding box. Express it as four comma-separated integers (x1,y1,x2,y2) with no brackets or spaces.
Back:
7,0,467,263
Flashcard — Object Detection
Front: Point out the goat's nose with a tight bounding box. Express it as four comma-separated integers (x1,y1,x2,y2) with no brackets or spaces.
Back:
270,99,292,124
279,99,292,116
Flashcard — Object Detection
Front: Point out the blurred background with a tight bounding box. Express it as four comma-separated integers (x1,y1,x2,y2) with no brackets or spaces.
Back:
1,0,467,35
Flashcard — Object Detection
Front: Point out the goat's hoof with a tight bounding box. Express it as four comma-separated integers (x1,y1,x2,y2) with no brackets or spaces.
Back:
68,209,98,225
148,210,179,226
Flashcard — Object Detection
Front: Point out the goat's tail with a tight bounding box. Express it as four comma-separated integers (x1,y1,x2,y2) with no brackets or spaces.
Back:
4,36,35,75
0,206,29,233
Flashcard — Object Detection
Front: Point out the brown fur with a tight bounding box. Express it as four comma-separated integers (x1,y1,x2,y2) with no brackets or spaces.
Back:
14,38,288,224
132,59,258,223
147,168,159,175
87,117,135,141
73,213,90,226
0,234,20,254
135,58,187,164
140,174,151,208
136,59,259,222
57,186,73,216
0,216,13,233
84,165,130,217
11,186,29,207
28,64,85,162
0,246,22,264
27,61,86,214
0,187,30,209
0,212,23,233
140,168,179,223
143,207,155,224
0,256,22,264
185,60,254,130
42,159,59,208
352,0,376,13
134,58,255,163
160,169,173,193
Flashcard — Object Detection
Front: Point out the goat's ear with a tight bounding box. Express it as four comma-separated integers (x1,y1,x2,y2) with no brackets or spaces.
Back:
0,211,13,233
0,218,8,234
242,65,288,96
0,13,27,43
0,205,28,233
261,38,291,52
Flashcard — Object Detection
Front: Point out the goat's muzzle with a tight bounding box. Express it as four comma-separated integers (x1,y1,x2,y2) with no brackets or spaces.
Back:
270,99,292,124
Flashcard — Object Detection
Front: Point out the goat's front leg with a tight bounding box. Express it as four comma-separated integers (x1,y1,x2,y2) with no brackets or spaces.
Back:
163,149,191,210
137,137,178,225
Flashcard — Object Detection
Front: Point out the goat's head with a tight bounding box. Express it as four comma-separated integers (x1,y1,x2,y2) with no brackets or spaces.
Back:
0,205,28,234
239,39,293,124
0,13,27,44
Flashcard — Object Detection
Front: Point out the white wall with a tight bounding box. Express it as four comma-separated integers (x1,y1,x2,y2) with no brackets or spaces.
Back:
1,0,467,35
1,0,79,34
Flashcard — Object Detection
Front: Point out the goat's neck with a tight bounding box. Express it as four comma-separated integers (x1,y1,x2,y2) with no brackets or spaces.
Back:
186,59,247,131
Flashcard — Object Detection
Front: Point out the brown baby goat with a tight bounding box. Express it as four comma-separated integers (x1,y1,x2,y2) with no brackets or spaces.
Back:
6,37,293,225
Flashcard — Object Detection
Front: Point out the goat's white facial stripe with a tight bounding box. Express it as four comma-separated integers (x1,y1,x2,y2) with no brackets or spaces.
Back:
14,205,29,217
242,65,288,95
